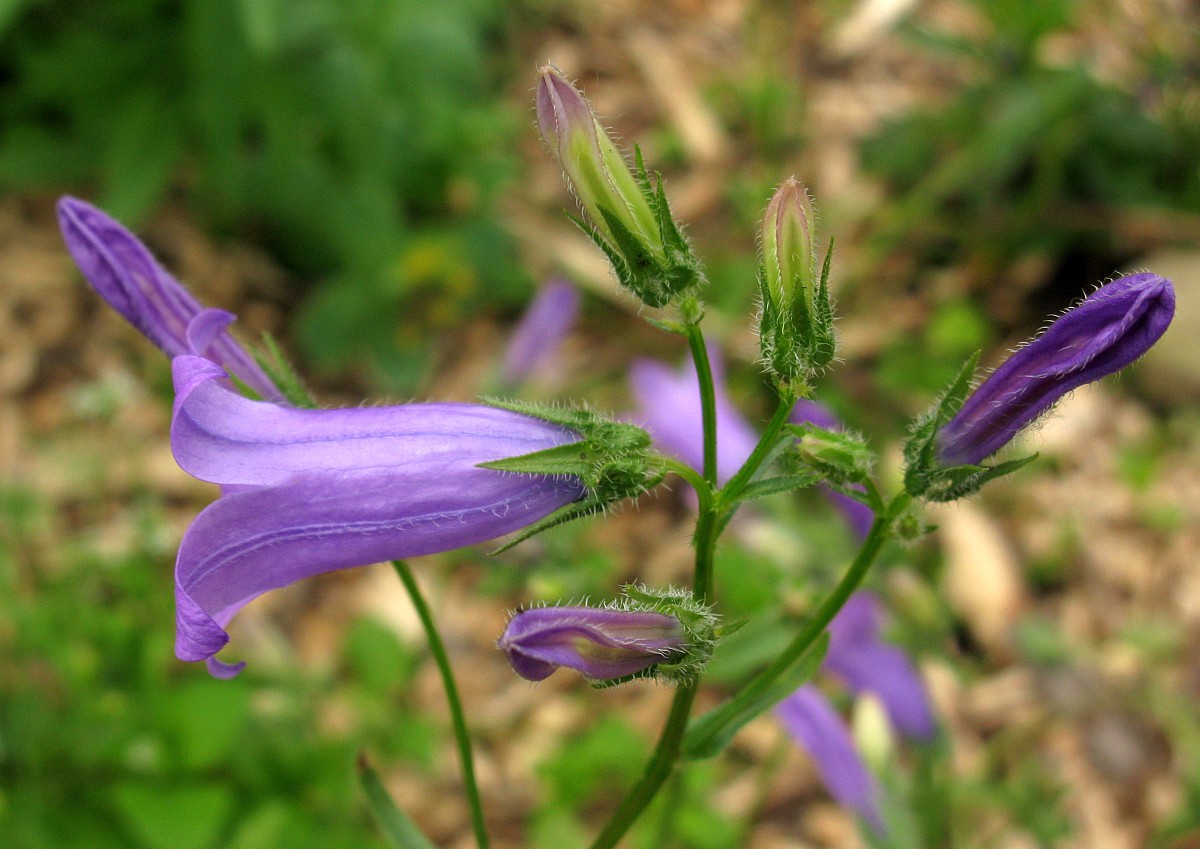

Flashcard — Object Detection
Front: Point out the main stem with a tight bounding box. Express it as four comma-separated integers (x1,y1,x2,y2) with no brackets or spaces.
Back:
589,324,721,849
391,560,490,849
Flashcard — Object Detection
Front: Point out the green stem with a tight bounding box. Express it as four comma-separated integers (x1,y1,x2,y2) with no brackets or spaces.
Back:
685,324,719,487
727,496,903,709
589,324,724,849
718,391,797,508
659,457,714,515
391,561,489,849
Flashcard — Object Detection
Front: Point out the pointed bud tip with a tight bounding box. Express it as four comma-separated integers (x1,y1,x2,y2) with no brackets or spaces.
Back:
535,64,593,151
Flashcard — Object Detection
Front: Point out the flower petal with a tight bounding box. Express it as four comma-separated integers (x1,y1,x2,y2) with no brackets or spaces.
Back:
774,685,884,833
502,279,581,385
175,466,586,666
170,355,583,487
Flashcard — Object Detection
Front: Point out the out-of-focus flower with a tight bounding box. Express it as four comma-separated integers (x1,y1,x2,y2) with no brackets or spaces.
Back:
937,272,1175,466
498,605,686,682
172,355,587,676
57,196,284,402
502,278,581,385
774,685,884,833
628,346,758,486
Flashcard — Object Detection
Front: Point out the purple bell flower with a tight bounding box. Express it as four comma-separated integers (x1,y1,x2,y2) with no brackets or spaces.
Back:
628,346,759,486
57,196,284,403
498,605,687,682
937,273,1175,466
502,278,581,385
171,355,587,676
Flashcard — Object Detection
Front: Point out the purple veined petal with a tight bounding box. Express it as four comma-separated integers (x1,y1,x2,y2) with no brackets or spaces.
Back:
629,345,759,485
175,466,587,668
789,400,875,539
502,278,582,385
57,196,284,402
498,606,686,681
774,685,885,833
170,355,583,488
937,273,1175,466
825,592,938,740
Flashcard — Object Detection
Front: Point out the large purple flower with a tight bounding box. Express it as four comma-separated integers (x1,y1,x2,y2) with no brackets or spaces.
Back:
172,355,587,676
937,273,1174,466
58,196,284,403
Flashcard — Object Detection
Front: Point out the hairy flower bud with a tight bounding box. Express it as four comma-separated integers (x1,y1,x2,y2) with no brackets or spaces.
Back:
499,584,716,686
936,272,1175,467
757,178,835,384
536,66,703,309
761,177,816,310
499,606,687,683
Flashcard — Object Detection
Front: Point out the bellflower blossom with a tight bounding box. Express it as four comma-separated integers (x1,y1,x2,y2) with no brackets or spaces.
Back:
58,196,285,403
60,198,589,677
498,605,686,682
502,278,582,385
937,272,1175,466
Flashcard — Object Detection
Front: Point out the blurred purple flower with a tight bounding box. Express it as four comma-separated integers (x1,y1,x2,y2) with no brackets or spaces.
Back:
774,686,884,833
172,355,587,676
57,196,284,403
628,346,759,486
502,278,581,385
937,272,1175,466
498,605,685,682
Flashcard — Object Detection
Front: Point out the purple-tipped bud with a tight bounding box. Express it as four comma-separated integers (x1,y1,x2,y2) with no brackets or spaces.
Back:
936,273,1175,466
499,606,687,682
502,278,582,385
761,177,817,310
57,196,284,403
535,65,661,258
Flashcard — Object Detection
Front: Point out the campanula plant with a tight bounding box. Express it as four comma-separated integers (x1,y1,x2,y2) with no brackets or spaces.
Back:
59,63,1177,849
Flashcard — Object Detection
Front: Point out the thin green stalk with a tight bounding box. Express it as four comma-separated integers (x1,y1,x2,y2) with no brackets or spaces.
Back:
391,561,489,849
589,324,724,849
728,498,902,708
685,324,718,487
718,391,797,507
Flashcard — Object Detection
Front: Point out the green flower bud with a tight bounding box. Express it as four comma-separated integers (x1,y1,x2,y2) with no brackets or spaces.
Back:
536,66,704,310
761,177,817,311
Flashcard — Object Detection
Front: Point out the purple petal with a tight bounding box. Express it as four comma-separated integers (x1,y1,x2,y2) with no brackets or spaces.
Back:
825,592,937,740
502,279,582,385
170,355,582,488
57,196,284,402
774,685,884,833
629,346,759,485
498,606,685,681
938,273,1175,466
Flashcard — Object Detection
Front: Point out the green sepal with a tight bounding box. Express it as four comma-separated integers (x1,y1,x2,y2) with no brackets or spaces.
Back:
727,472,823,504
919,453,1038,503
357,753,438,849
253,332,316,408
478,441,595,478
682,632,829,760
788,422,874,486
488,495,611,555
903,352,979,497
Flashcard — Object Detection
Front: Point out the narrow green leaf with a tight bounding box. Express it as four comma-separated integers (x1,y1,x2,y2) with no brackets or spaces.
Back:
357,753,439,849
682,633,828,760
732,473,822,503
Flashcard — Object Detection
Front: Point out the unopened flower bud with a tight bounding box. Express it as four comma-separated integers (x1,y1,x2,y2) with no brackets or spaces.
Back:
936,272,1175,467
535,66,703,309
757,177,835,384
761,177,816,310
499,606,687,683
